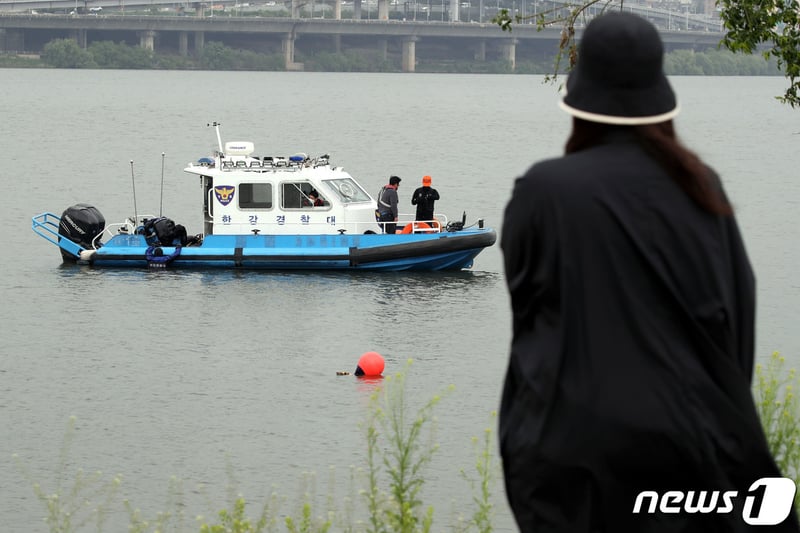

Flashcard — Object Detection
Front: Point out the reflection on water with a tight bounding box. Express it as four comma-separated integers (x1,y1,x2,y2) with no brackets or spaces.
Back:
354,375,385,396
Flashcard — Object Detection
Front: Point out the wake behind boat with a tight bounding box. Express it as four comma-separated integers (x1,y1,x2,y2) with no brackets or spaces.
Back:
32,124,496,271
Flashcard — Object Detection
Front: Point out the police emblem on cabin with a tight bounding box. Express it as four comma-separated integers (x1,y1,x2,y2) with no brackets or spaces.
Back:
214,186,235,206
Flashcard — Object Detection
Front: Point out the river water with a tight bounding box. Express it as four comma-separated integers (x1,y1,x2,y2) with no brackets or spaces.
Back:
1,69,798,532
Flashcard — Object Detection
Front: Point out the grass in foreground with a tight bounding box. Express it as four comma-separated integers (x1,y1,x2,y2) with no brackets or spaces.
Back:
16,360,499,532
17,353,800,531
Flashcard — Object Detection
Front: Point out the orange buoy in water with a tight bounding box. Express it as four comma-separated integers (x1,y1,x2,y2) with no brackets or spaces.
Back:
355,351,385,377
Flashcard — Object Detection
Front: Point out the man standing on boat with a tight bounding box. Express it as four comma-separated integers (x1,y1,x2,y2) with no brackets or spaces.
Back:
377,175,401,234
411,175,440,224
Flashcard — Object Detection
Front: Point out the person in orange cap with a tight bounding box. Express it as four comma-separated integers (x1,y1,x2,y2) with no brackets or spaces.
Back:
411,175,440,224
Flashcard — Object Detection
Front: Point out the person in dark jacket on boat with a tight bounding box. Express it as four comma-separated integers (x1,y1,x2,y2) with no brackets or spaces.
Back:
377,175,401,234
411,175,440,224
499,12,799,533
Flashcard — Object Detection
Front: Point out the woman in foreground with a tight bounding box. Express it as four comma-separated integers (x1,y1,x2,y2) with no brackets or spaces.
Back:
500,11,799,532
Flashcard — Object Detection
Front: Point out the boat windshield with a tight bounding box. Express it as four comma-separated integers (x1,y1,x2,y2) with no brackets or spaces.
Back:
322,178,371,204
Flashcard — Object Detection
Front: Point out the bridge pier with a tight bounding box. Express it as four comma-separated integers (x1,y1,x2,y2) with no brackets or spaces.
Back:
291,0,300,18
283,32,304,70
194,31,204,54
0,28,25,52
139,30,156,51
0,14,726,69
353,0,362,20
502,37,517,71
401,36,417,72
474,40,485,61
69,28,86,49
334,0,342,19
192,2,206,16
179,31,188,56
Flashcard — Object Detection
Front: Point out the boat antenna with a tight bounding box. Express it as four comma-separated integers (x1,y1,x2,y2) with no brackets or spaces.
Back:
130,160,139,227
208,121,223,153
159,152,165,217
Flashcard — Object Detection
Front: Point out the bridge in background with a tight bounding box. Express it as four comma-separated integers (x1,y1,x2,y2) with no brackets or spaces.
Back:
0,0,724,31
0,10,725,71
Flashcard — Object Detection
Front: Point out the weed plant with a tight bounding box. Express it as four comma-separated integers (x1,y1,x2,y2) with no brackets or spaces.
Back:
17,362,499,532
459,412,498,533
21,354,798,531
14,416,121,532
753,351,800,510
362,361,450,533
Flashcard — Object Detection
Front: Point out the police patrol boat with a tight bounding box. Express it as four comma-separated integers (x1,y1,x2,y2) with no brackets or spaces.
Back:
32,125,496,271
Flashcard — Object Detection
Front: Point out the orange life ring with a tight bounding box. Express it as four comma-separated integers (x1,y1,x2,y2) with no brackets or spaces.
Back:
400,222,431,234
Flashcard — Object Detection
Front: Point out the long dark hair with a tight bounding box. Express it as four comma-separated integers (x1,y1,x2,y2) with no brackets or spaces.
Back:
565,118,732,215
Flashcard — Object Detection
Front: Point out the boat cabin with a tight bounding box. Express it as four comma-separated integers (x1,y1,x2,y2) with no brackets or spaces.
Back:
186,141,382,236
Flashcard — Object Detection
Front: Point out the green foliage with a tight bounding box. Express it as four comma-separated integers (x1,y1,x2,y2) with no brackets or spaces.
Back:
26,29,794,76
0,54,42,67
753,351,800,509
18,357,800,531
200,497,274,533
718,0,800,106
284,502,331,533
199,41,237,69
199,41,283,70
20,364,502,533
664,49,705,75
362,360,451,533
124,476,189,532
41,39,95,68
459,413,498,533
88,40,154,69
492,0,609,81
282,472,335,533
493,0,800,105
14,416,121,532
662,48,780,76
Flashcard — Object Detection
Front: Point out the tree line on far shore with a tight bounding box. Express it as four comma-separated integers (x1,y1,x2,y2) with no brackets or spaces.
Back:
0,37,782,76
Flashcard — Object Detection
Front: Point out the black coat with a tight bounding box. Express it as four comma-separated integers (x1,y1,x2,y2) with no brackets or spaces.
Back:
500,130,798,532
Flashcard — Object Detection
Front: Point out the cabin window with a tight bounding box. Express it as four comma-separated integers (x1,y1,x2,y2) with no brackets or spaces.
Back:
239,183,273,209
322,178,371,204
281,182,328,209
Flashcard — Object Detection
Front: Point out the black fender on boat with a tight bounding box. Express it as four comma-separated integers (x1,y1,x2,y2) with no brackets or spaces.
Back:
349,230,497,266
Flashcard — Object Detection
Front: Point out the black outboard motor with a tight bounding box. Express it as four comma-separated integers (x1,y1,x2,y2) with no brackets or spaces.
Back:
58,204,105,262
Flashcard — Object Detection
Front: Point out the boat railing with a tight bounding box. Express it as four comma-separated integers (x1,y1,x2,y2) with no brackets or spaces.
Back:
207,154,331,172
31,212,96,258
99,215,157,247
32,212,60,246
393,214,449,234
366,214,450,235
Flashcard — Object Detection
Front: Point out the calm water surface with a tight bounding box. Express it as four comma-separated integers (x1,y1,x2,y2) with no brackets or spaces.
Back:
1,70,798,532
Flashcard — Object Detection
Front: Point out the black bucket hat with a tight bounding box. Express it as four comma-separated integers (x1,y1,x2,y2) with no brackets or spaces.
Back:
559,11,679,125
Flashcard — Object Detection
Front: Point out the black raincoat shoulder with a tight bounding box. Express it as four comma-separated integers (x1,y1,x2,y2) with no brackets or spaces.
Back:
500,132,798,532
